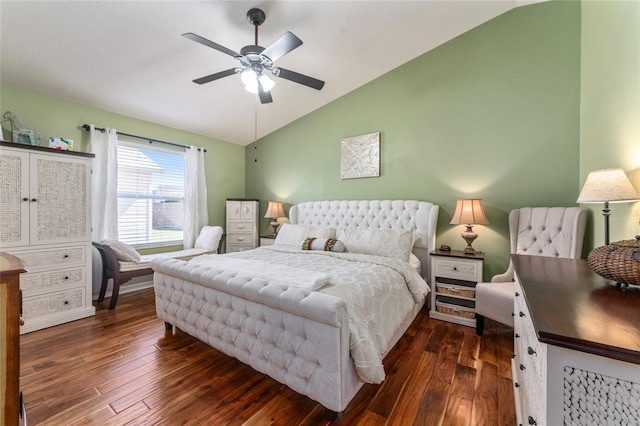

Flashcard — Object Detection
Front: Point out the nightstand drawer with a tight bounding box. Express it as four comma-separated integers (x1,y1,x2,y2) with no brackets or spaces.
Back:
433,258,480,280
228,221,254,233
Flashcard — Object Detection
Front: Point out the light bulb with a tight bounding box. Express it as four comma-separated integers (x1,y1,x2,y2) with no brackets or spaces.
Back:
259,74,274,92
241,69,275,94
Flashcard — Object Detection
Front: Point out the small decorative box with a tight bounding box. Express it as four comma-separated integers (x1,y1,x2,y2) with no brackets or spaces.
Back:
49,137,73,151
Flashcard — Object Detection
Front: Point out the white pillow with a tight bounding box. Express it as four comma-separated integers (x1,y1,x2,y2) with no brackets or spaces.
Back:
274,223,336,247
101,240,141,262
337,228,414,262
195,226,223,251
409,253,422,274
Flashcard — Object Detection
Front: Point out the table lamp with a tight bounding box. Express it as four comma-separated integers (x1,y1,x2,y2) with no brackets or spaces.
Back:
577,168,640,245
264,201,285,236
450,199,489,255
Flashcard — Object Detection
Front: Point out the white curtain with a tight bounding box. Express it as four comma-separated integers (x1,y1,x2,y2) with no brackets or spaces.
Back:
183,146,209,248
88,125,118,242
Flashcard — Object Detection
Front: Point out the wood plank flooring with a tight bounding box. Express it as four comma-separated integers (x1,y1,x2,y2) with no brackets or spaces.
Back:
19,288,515,425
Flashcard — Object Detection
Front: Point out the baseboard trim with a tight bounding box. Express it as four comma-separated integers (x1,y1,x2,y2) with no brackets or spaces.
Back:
92,280,153,301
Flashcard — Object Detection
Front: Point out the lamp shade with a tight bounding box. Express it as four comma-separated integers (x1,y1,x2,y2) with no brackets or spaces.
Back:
264,201,285,219
449,199,489,225
577,168,640,203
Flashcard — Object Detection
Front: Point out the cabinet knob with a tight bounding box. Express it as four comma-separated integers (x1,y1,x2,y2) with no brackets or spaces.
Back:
22,197,29,202
31,198,37,202
528,416,537,425
453,267,457,271
515,333,520,339
515,291,520,297
20,316,25,326
527,347,536,355
514,382,520,388
64,300,70,305
519,364,526,371
519,311,525,318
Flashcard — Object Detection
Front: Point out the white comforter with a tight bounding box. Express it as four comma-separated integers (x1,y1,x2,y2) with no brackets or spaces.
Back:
154,245,429,383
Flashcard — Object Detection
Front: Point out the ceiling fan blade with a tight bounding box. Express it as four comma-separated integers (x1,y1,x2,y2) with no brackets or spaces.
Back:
258,81,273,104
193,68,238,85
275,68,325,90
182,32,240,58
261,32,303,63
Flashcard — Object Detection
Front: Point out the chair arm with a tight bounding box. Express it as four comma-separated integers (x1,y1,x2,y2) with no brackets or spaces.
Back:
491,261,515,283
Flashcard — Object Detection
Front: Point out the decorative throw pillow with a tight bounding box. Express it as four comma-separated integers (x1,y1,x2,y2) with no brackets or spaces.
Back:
274,223,336,247
337,228,414,262
301,237,346,252
101,240,142,262
195,226,224,251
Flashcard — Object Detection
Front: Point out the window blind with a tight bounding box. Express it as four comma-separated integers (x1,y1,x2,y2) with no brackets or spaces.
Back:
116,141,185,247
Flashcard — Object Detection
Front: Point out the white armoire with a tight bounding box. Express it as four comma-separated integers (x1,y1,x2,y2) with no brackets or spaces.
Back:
0,142,95,333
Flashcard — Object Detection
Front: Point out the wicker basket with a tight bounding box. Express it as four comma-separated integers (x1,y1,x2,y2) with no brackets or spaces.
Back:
587,238,640,286
435,299,476,319
436,282,475,298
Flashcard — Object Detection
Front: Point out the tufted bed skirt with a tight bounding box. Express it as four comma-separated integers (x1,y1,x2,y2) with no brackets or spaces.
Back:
153,200,439,412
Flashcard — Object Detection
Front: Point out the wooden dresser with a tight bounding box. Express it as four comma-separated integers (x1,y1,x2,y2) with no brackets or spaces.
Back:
0,252,27,425
512,255,640,426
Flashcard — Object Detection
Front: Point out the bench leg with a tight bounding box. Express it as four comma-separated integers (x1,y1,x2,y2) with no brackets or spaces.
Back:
97,276,109,303
165,322,173,332
108,278,121,310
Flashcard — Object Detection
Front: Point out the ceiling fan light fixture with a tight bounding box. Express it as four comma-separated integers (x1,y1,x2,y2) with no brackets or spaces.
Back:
241,69,274,94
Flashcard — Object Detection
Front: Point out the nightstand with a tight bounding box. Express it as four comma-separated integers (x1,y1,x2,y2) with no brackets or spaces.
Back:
429,250,484,328
259,235,276,246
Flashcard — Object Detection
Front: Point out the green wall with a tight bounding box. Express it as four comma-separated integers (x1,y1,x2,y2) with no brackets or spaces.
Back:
579,0,640,252
0,84,245,238
245,1,582,279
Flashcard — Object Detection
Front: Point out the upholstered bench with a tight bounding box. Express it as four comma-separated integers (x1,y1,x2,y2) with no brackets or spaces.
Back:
93,226,224,309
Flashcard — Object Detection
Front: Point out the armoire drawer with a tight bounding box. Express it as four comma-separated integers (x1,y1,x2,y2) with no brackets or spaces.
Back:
10,246,86,270
23,287,85,319
20,267,86,294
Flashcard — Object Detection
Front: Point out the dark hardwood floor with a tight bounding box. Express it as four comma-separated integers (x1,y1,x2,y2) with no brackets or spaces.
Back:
20,288,515,425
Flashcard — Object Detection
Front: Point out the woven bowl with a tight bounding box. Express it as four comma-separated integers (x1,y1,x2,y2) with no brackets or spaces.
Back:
587,238,640,286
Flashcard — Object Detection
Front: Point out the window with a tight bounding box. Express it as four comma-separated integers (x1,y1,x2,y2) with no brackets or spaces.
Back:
116,141,185,247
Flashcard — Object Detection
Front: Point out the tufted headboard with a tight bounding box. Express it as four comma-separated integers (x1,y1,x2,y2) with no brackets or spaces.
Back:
289,200,439,280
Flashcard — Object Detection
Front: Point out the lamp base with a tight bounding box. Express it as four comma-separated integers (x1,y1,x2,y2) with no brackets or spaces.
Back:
270,221,279,236
461,225,478,255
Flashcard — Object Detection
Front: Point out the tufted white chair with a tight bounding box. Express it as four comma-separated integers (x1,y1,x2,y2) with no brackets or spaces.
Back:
475,207,588,335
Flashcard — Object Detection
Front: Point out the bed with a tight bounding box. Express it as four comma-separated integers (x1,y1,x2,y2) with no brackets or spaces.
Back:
152,199,439,412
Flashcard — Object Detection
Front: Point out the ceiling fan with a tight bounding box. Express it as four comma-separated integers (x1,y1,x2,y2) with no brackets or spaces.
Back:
183,8,325,104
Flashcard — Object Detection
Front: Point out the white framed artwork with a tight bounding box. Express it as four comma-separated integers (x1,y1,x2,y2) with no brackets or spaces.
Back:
340,132,380,179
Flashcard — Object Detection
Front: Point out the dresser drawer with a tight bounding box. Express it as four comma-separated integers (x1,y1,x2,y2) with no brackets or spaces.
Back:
23,287,85,319
433,258,480,280
228,221,255,234
227,233,255,245
226,244,254,253
10,245,86,270
20,267,86,294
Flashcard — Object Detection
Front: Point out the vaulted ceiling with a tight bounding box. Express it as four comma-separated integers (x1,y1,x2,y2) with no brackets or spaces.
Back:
0,1,540,146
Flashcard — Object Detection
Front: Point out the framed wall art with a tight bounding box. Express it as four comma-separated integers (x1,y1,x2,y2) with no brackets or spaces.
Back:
340,132,380,179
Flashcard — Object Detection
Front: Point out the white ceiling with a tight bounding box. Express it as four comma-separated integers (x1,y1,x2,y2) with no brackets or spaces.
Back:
1,1,539,146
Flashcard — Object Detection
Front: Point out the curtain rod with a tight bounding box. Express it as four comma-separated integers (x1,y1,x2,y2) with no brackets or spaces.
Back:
81,124,206,152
